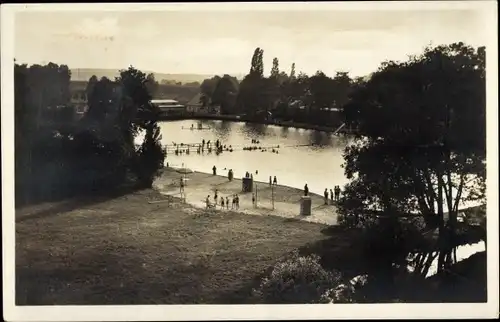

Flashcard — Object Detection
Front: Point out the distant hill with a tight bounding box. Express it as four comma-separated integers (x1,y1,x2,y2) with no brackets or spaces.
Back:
69,77,201,104
70,68,244,84
155,84,200,104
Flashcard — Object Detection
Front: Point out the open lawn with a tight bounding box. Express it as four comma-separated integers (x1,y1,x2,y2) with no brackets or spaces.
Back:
15,189,346,305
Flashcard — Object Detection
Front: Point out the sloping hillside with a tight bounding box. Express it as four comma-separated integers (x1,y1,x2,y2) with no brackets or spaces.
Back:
70,68,219,84
69,80,200,104
155,84,200,104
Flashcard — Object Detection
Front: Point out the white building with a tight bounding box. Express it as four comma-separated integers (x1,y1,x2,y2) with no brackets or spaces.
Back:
151,99,186,116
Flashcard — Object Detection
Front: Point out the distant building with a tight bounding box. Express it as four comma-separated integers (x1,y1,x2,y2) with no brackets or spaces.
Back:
69,80,122,117
185,93,222,116
69,81,89,115
186,93,203,114
151,99,186,116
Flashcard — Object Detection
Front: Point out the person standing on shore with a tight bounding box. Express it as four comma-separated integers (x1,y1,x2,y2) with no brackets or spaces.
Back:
226,197,230,210
269,176,272,186
235,194,240,210
304,184,309,196
221,196,225,209
273,176,277,185
232,195,236,209
334,186,340,201
252,193,256,207
324,189,329,205
214,189,218,204
179,177,185,196
330,189,334,204
206,195,210,209
213,165,217,175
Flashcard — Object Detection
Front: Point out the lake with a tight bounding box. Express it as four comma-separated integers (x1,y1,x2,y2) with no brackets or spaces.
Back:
136,119,353,195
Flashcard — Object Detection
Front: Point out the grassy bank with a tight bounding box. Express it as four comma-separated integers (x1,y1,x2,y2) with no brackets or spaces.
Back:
15,173,486,304
16,189,337,305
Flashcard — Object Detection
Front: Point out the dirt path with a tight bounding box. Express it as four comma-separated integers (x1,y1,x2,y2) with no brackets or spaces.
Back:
154,168,339,225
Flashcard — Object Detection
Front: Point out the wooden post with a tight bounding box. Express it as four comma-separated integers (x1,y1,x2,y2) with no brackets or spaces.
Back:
272,183,275,210
255,183,258,207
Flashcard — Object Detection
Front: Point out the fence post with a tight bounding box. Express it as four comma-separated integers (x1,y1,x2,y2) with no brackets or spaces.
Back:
272,183,275,210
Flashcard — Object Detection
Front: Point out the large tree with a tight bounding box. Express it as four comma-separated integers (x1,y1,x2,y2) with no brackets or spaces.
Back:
145,73,159,98
289,63,296,79
211,74,240,114
115,66,166,187
308,70,335,121
340,43,486,280
331,71,353,109
249,47,264,77
238,47,267,116
270,57,280,78
85,76,117,123
200,75,221,107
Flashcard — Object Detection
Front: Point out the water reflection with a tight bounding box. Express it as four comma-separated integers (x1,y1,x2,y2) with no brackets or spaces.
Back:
309,130,331,147
279,126,289,139
242,122,268,138
208,121,232,141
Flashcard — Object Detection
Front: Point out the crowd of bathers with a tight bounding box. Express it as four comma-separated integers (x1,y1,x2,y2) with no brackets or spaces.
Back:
205,189,240,210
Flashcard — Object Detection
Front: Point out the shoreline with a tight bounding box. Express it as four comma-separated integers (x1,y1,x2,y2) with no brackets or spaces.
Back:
157,114,354,134
165,166,324,197
156,167,339,226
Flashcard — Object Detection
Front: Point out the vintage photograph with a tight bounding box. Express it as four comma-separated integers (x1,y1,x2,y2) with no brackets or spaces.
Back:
2,1,498,320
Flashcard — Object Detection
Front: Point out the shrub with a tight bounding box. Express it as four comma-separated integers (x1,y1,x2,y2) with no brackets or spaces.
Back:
320,274,370,303
252,251,342,304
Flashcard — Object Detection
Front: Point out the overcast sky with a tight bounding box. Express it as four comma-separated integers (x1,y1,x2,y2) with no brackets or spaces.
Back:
14,5,489,78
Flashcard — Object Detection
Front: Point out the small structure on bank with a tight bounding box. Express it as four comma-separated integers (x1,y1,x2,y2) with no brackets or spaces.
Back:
242,173,253,193
300,195,312,216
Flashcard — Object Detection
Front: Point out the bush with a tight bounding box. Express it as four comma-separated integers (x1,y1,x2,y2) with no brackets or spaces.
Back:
252,251,342,304
320,274,369,303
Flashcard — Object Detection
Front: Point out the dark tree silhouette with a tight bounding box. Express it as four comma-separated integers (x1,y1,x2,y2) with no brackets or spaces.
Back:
270,57,280,78
339,43,486,284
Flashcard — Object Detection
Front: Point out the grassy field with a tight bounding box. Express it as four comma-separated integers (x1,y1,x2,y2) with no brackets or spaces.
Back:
15,189,348,305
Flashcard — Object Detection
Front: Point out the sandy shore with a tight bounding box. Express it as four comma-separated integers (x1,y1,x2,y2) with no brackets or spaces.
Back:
154,167,339,225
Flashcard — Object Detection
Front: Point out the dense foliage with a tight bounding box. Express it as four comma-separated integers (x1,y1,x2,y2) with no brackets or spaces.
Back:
252,251,342,303
337,42,486,284
15,63,166,205
199,47,357,127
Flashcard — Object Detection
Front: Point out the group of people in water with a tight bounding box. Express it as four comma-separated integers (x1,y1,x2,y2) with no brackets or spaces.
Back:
173,139,233,156
205,189,240,210
172,137,282,157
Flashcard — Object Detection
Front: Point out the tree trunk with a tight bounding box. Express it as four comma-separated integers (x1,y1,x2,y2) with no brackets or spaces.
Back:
437,173,446,273
421,251,438,278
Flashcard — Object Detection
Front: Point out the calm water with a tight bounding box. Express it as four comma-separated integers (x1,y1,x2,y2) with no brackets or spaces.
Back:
136,119,353,195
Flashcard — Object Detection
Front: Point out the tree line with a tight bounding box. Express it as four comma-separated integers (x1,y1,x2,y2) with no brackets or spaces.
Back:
199,47,360,127
15,63,166,205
